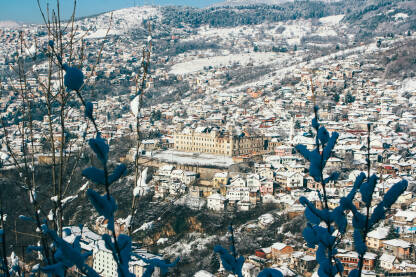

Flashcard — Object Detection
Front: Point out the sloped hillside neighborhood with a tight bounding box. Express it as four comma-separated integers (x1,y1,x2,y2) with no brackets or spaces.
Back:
1,2,416,276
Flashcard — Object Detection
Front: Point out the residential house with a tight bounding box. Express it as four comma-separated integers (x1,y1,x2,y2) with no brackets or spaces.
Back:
290,253,317,275
256,166,275,180
366,227,389,250
382,239,411,259
336,251,376,276
237,201,254,211
275,171,303,190
379,253,399,271
158,165,174,177
242,262,261,277
271,242,293,262
207,193,227,211
170,169,197,185
212,172,229,188
246,174,262,192
393,210,416,229
260,179,274,196
226,184,250,203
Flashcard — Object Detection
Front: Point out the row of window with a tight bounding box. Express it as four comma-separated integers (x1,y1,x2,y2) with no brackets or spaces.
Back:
175,146,232,154
177,141,231,147
176,135,221,142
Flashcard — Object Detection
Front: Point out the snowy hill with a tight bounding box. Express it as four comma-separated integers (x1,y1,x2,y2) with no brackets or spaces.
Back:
0,20,21,28
216,0,342,6
75,6,160,38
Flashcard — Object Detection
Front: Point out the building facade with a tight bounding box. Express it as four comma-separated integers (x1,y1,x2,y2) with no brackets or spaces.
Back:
174,128,264,157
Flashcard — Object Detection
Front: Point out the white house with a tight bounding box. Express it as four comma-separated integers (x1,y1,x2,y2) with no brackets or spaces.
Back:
226,185,250,202
183,171,198,185
93,242,118,277
242,262,261,277
367,227,389,250
256,166,274,180
230,175,246,187
287,172,304,188
246,174,262,192
207,193,227,211
379,253,399,271
90,229,162,277
158,164,174,176
275,171,303,189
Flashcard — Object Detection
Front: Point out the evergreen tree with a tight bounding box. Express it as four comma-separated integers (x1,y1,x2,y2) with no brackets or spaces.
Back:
386,225,399,240
209,252,220,273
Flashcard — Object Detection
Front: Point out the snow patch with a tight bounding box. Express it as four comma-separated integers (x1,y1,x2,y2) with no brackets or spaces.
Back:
258,213,275,226
319,14,344,25
157,238,169,245
393,13,408,20
134,221,154,232
151,149,235,168
169,52,281,75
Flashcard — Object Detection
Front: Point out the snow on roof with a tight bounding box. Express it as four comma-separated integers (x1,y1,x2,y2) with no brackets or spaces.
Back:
172,169,184,175
129,247,163,267
184,171,197,176
159,164,174,171
367,227,389,240
302,255,316,262
270,265,296,277
62,226,101,245
399,260,416,269
142,139,158,144
261,247,271,254
207,193,226,201
380,253,396,263
194,270,215,277
157,238,168,245
395,210,416,222
243,262,255,270
214,172,228,178
336,251,377,260
383,239,411,248
361,270,377,277
271,242,288,251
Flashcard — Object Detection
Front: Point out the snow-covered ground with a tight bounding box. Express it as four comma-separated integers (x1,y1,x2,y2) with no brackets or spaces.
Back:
160,233,219,257
319,14,344,25
151,149,235,167
78,6,160,39
169,52,282,75
393,12,409,20
399,78,416,93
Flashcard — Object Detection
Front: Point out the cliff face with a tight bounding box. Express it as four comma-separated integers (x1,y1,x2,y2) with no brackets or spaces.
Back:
142,216,205,245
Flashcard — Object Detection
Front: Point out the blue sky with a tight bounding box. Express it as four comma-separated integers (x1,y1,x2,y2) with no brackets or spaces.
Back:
0,0,223,23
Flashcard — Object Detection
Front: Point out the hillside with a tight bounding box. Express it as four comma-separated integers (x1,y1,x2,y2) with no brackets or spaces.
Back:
1,1,416,276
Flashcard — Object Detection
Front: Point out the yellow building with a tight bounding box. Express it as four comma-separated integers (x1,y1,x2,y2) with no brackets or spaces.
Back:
174,127,263,157
212,172,229,188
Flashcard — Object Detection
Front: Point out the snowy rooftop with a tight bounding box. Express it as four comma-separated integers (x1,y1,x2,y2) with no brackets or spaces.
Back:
194,270,215,277
380,253,397,263
271,242,288,251
336,251,377,260
383,239,411,248
395,210,416,222
367,227,389,240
